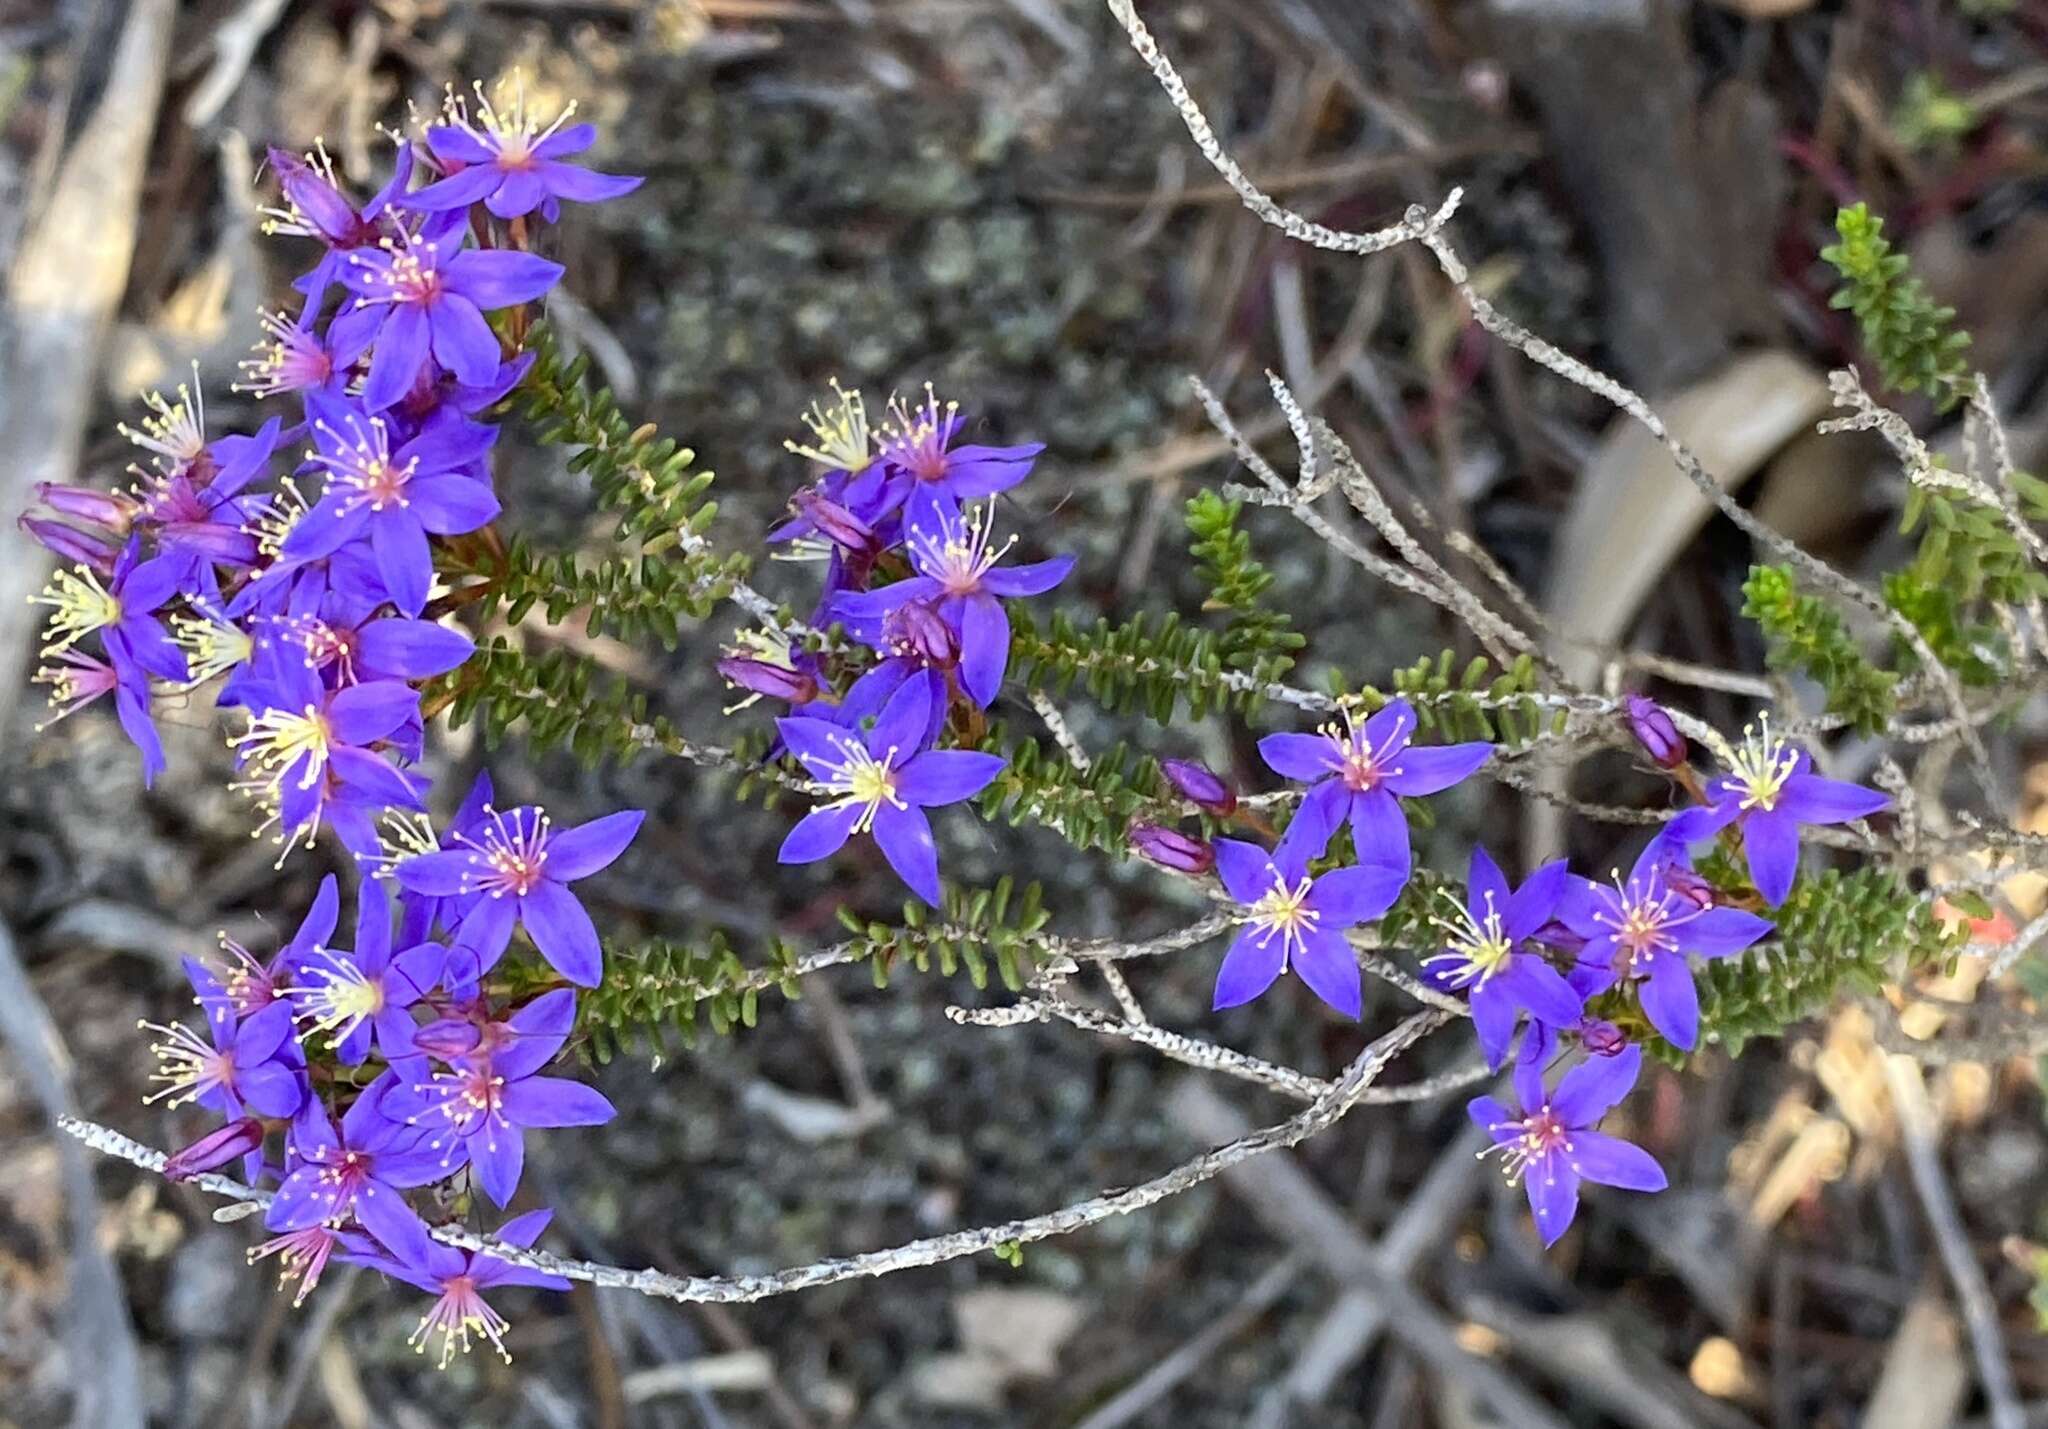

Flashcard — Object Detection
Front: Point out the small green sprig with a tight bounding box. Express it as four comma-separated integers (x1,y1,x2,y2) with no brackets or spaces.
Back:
1741,565,1897,734
1822,202,1972,409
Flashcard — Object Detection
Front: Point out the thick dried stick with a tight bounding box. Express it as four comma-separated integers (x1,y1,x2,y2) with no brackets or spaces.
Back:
1880,1056,2025,1429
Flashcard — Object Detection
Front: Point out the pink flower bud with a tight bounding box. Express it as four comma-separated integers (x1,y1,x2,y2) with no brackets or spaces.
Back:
1160,758,1237,817
1130,821,1215,875
35,482,139,534
163,1118,265,1181
718,655,818,704
411,1017,483,1061
20,517,119,576
1624,694,1686,770
1578,1018,1629,1057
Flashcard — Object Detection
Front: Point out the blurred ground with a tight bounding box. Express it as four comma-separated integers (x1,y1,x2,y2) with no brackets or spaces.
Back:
2,1,2047,1426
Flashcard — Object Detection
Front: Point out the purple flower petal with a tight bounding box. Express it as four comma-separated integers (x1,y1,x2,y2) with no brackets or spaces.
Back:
328,680,419,745
543,810,645,883
1467,1095,1516,1138
397,849,480,897
371,511,433,616
363,303,432,413
238,1062,307,1118
1305,864,1405,926
777,715,857,777
1271,792,1337,872
1211,838,1277,905
868,675,935,761
1494,955,1584,1029
518,881,603,987
358,618,475,679
1525,1158,1581,1246
485,168,550,219
779,803,863,865
443,249,565,310
1551,1043,1644,1129
1212,927,1285,1009
957,594,1009,707
1742,807,1802,906
425,126,496,164
406,472,501,535
1361,699,1416,756
979,553,1074,598
1347,788,1411,879
490,1007,571,1085
266,1164,342,1231
353,1180,434,1261
427,293,504,386
1567,1130,1666,1192
1774,773,1889,826
1381,740,1493,797
536,163,642,204
1683,906,1773,960
895,750,1006,806
1257,732,1343,782
501,1076,616,1127
471,1123,526,1207
402,164,504,212
1504,859,1571,941
1291,926,1362,1018
1637,954,1700,1050
1469,981,1520,1069
871,803,941,904
1467,844,1511,918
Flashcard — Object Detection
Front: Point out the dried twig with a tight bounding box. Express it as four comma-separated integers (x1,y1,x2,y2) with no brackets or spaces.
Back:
1881,1055,2026,1429
60,1009,1452,1304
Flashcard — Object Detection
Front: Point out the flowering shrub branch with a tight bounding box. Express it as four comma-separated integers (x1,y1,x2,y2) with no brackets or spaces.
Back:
20,0,2043,1375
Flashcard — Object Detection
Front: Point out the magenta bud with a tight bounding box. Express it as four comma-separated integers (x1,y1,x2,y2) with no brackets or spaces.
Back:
1130,821,1215,875
720,655,818,704
888,600,959,668
793,489,879,557
1160,758,1237,817
411,1018,483,1061
1577,1019,1628,1057
20,517,120,575
35,482,139,533
162,521,259,566
1661,863,1716,911
163,1118,265,1181
1624,694,1686,770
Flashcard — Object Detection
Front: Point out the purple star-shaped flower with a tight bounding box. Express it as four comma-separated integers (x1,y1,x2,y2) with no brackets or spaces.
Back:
874,389,1044,532
344,1207,569,1367
393,989,614,1206
1210,818,1407,1018
140,998,306,1122
775,677,1006,905
278,607,476,688
265,142,414,303
1256,699,1492,881
404,89,643,221
339,219,563,411
1421,846,1582,1069
1662,718,1890,905
1561,841,1774,1051
288,879,446,1066
267,1070,445,1257
230,657,426,853
186,874,338,1025
394,803,646,987
831,503,1073,707
1469,1042,1667,1246
280,400,501,616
